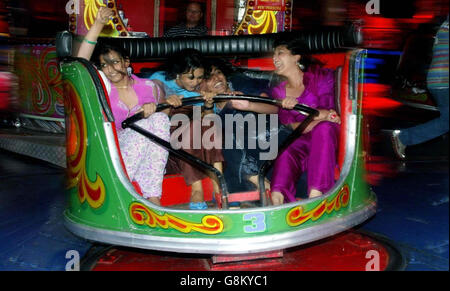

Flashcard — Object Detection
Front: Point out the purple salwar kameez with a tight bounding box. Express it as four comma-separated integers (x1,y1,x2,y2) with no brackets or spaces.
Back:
270,66,339,202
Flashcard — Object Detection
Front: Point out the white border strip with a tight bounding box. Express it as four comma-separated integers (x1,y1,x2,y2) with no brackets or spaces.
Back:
19,113,65,122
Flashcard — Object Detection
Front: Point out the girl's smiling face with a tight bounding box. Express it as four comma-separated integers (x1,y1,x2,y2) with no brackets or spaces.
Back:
273,45,301,76
176,68,205,91
99,50,129,84
202,66,228,94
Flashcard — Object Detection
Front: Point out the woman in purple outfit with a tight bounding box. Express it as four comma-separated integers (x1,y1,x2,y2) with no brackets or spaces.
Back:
232,37,341,205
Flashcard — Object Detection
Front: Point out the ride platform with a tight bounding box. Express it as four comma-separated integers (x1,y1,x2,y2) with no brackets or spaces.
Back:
82,230,404,271
0,141,447,271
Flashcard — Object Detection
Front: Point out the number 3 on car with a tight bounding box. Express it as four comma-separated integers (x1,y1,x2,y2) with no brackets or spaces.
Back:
243,213,266,233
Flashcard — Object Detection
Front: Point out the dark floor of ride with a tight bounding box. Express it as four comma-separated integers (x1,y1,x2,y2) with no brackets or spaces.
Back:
0,130,447,271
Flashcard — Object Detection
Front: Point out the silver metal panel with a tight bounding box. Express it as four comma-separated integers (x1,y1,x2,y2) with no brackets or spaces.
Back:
0,131,66,167
64,201,376,255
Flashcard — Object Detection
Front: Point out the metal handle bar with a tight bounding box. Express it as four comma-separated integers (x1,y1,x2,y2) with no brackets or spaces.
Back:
214,94,319,117
121,94,320,208
122,94,319,128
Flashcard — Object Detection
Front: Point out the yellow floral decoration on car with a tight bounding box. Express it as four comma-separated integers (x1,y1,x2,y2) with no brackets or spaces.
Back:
129,202,224,235
287,185,350,227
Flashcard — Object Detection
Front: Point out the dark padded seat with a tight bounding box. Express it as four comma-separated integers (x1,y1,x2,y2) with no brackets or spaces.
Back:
98,25,362,61
56,24,362,63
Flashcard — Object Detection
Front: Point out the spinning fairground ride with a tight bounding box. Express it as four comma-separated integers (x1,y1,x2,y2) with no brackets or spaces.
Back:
1,0,409,271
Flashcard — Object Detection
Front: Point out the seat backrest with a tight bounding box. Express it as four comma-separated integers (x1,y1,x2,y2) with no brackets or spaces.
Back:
100,25,362,61
56,31,72,58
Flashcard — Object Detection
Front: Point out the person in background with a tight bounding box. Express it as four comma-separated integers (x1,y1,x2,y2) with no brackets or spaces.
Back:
163,1,208,37
76,7,170,206
391,16,449,159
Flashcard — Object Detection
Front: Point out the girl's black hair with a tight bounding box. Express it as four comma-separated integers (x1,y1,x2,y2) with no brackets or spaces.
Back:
91,42,130,69
203,57,234,79
162,48,206,81
273,35,323,71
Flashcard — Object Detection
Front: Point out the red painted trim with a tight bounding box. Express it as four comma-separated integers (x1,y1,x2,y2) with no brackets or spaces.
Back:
227,191,260,203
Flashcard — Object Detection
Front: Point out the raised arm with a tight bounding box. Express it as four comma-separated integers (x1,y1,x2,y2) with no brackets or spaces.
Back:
76,7,114,60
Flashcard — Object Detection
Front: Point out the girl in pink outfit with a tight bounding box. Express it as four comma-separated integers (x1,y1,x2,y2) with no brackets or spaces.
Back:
76,7,170,205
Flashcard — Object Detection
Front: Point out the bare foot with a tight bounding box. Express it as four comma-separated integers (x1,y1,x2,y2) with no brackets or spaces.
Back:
190,180,204,202
308,189,322,199
271,191,284,205
147,196,161,206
